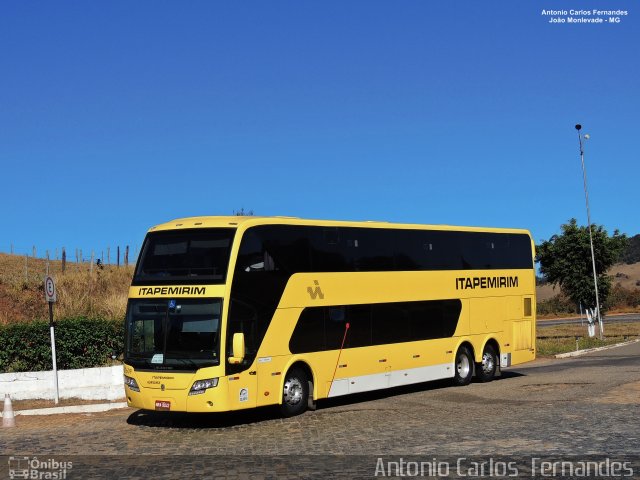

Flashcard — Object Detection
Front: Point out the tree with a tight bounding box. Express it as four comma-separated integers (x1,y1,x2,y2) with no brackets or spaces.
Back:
619,234,640,264
536,219,627,313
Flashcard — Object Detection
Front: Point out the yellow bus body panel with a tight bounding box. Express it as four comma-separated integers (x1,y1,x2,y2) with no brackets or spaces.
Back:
124,216,536,412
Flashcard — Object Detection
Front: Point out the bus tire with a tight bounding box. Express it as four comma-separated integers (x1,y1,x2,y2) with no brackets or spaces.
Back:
280,367,309,417
477,344,497,383
453,345,474,386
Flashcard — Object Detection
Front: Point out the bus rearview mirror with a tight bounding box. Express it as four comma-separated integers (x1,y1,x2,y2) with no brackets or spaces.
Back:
228,332,245,364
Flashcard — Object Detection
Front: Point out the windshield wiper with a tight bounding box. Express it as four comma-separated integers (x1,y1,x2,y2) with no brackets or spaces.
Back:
168,358,199,369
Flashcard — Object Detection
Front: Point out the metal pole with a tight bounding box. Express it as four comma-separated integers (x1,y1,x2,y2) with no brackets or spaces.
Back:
576,124,603,340
579,302,584,327
49,302,60,404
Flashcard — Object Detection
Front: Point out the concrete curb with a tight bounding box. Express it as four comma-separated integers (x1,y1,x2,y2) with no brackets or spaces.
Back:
3,402,129,417
555,338,640,358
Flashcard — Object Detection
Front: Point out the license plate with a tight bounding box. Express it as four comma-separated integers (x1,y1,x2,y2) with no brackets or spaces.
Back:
155,400,171,411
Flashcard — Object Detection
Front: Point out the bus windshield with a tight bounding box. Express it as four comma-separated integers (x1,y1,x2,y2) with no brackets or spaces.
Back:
133,228,235,285
125,298,222,371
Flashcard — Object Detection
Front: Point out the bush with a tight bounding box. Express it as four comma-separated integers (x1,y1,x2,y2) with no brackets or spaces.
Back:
607,285,640,310
537,294,576,316
0,317,124,373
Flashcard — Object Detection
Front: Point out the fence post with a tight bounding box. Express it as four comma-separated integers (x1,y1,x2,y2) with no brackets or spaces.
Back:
62,247,66,273
125,246,129,267
32,246,36,258
117,246,120,267
107,247,110,265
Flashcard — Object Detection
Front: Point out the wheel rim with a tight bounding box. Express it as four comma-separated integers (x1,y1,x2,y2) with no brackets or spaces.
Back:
457,354,470,378
283,377,303,407
482,352,495,374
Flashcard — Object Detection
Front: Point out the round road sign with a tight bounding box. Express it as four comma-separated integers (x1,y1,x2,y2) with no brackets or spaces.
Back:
44,275,57,302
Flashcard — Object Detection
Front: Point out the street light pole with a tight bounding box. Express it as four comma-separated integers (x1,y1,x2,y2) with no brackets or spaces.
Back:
575,124,603,339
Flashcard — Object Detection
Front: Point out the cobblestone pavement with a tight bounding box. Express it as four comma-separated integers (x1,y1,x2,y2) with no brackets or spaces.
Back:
1,343,639,478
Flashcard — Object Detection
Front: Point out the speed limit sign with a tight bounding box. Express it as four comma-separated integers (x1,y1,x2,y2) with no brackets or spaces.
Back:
44,275,57,303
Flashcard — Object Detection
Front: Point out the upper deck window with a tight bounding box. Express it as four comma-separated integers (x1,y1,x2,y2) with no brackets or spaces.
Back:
133,228,235,285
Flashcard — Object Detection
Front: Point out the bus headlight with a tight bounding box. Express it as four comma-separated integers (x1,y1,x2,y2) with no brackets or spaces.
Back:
189,378,219,395
124,375,140,392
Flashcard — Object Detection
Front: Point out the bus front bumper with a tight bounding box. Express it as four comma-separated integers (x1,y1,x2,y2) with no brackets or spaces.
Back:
126,381,234,413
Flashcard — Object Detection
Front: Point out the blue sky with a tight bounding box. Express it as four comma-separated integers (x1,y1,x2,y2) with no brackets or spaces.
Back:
1,1,637,260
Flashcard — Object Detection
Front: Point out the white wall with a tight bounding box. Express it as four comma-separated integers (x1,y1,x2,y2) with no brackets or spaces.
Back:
0,365,125,401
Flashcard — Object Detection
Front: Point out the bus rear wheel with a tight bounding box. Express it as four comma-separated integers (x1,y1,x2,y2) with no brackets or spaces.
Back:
280,367,309,417
453,346,474,386
476,344,497,382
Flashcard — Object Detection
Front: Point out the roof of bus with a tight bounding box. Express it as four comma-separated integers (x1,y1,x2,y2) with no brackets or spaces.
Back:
147,216,532,236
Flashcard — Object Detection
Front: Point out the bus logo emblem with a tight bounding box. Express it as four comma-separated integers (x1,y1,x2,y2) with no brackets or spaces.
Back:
168,299,176,309
307,280,324,300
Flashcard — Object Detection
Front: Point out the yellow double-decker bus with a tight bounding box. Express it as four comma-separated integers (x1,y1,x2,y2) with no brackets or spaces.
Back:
124,216,535,416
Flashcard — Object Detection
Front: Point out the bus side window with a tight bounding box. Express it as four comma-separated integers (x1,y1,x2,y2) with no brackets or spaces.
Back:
289,308,325,353
239,230,277,272
326,307,347,349
372,304,410,344
324,228,340,245
345,305,372,348
244,251,276,272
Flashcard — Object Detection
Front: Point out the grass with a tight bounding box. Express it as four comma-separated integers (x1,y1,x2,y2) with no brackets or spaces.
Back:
536,322,640,356
0,253,134,325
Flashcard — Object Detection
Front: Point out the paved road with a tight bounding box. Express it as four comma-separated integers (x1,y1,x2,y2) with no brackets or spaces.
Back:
2,343,639,478
538,313,640,327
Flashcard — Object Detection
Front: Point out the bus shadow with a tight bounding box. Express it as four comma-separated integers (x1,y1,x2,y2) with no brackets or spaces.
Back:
497,370,526,380
126,371,527,429
126,406,283,429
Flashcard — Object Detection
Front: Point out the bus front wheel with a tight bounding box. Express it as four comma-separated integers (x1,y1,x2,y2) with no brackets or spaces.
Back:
281,367,309,417
476,344,497,383
453,346,474,386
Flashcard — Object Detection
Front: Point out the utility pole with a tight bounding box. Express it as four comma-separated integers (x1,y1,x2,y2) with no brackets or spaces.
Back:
575,124,603,339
